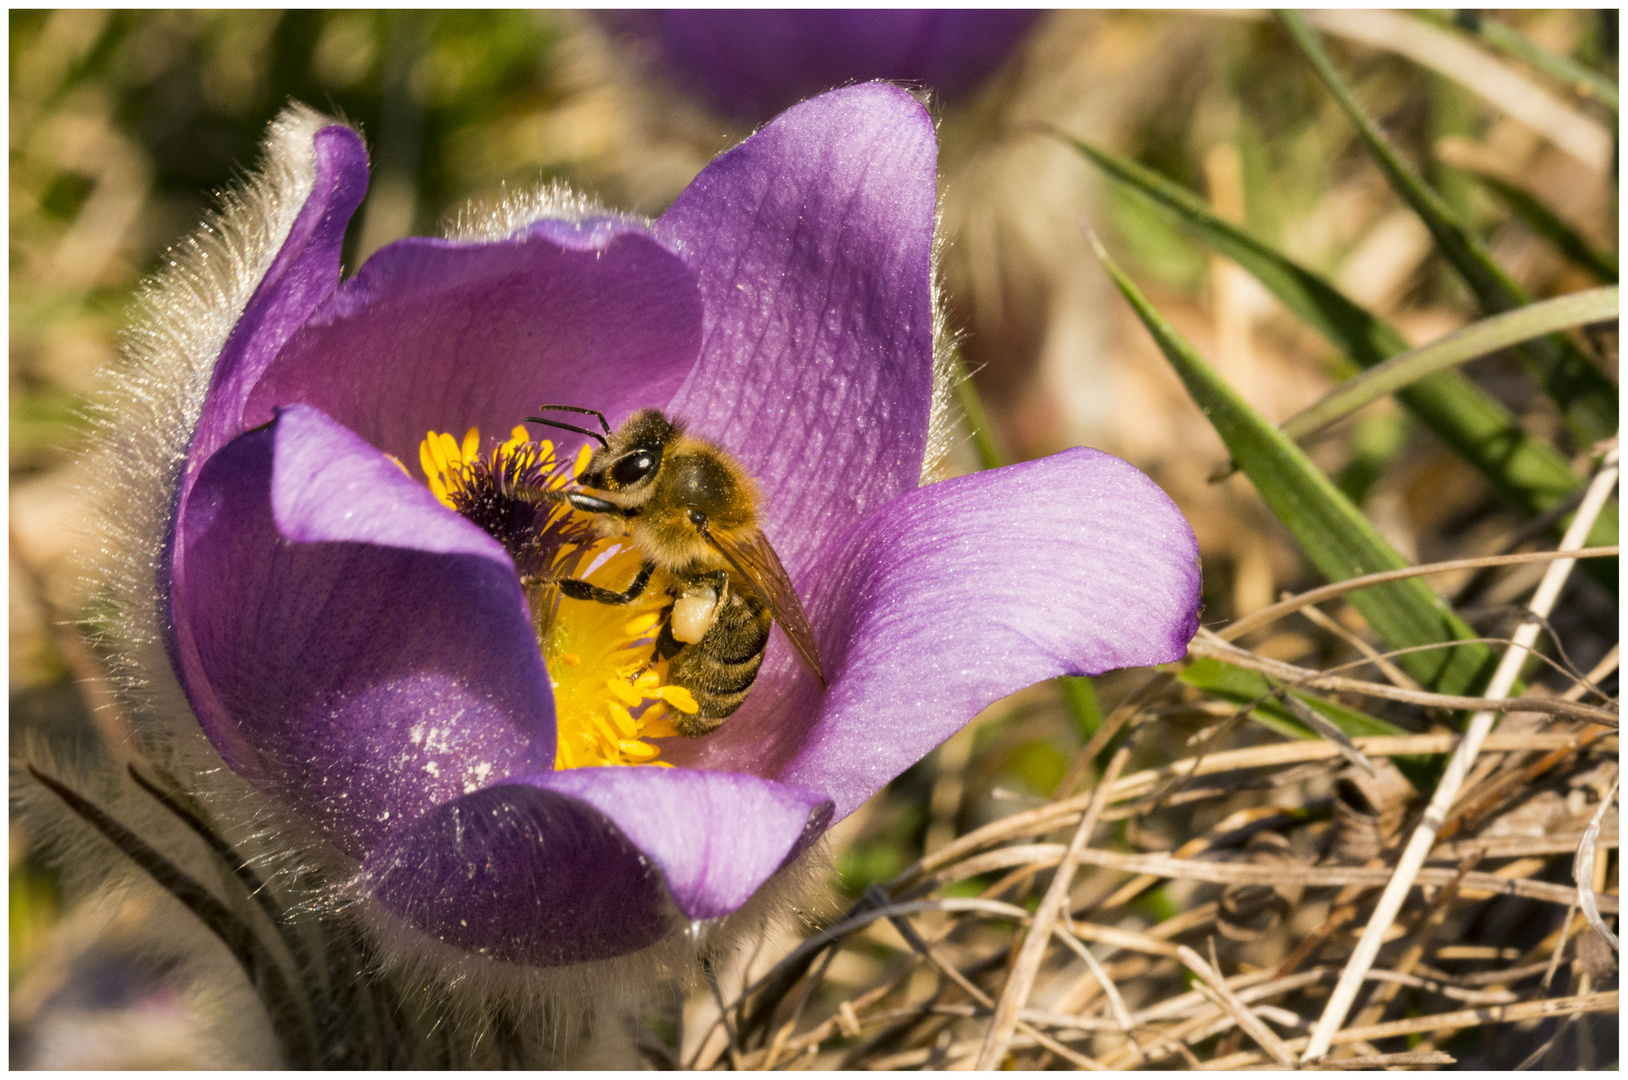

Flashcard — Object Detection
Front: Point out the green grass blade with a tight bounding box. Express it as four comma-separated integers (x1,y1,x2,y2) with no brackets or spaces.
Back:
1062,133,1400,368
1190,670,1397,742
1060,136,1607,543
1424,10,1618,115
951,356,1005,472
1059,675,1104,742
1463,167,1618,283
1088,229,1493,695
1181,657,1404,740
1280,10,1618,447
1283,287,1620,441
1336,411,1411,508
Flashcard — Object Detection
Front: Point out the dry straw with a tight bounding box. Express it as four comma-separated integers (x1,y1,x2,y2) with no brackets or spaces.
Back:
685,452,1619,1069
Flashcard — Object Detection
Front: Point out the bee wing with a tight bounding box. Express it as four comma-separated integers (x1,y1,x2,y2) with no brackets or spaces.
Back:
706,527,826,691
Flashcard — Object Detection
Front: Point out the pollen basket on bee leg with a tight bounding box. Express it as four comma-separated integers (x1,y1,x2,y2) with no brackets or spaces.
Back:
670,583,721,644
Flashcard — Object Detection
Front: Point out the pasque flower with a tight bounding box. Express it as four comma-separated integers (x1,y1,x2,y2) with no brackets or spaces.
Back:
148,84,1199,971
605,10,1042,122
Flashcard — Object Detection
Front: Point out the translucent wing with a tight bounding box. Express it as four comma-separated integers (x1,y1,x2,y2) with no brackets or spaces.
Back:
704,525,825,690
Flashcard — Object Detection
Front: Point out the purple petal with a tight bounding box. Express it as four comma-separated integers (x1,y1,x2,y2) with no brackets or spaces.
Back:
357,768,830,965
184,125,369,500
170,406,554,855
663,448,1202,819
356,782,668,966
243,226,702,470
611,11,1042,122
533,767,830,918
660,83,937,577
269,404,509,558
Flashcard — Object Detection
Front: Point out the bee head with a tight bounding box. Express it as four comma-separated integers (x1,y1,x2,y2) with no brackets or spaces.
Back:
577,409,681,497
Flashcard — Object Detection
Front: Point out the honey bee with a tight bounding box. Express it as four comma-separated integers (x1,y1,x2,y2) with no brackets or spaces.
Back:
525,405,825,735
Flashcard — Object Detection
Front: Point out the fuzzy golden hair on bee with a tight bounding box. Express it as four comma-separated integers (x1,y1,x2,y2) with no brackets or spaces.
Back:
608,415,758,566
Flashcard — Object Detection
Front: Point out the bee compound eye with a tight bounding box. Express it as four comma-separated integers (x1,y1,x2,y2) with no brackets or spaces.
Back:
609,450,656,488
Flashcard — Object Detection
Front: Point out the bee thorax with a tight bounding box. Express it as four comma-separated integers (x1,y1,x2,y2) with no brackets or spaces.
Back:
630,515,724,572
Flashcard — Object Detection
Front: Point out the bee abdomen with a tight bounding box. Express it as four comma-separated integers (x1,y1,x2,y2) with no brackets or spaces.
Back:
668,589,771,736
677,653,763,722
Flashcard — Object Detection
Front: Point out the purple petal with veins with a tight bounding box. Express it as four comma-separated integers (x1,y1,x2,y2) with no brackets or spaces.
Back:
247,226,702,470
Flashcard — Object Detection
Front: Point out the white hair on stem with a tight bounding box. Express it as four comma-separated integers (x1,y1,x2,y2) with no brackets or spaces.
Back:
81,101,337,768
922,198,965,485
28,103,345,1065
443,178,653,242
343,830,838,1066
10,742,284,1068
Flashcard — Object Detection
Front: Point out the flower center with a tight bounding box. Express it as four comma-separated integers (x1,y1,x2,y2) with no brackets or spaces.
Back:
419,426,698,768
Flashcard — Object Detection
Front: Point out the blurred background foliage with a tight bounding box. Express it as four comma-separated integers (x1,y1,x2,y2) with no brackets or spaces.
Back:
10,10,1616,1067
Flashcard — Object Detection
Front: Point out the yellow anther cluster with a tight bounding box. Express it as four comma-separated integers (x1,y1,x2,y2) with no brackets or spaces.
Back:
418,428,697,770
543,542,698,769
420,426,490,507
419,424,581,509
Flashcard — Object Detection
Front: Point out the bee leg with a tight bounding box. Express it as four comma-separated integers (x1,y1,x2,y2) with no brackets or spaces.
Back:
629,606,691,683
561,491,633,517
650,615,685,661
553,560,655,605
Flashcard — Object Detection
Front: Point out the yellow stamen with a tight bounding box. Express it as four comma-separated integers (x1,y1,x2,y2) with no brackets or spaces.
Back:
618,740,660,761
658,686,700,714
622,611,663,638
420,434,452,505
642,713,682,739
606,679,643,707
541,540,686,769
419,427,688,770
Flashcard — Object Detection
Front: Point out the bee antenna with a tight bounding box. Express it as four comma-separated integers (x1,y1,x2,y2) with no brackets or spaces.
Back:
531,404,611,436
524,416,609,449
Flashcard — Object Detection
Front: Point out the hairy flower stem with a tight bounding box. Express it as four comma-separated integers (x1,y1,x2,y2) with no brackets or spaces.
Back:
26,764,319,1066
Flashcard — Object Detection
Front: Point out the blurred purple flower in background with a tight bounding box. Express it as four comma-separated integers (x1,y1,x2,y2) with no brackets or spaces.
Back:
605,9,1042,122
157,83,1199,969
13,945,236,1069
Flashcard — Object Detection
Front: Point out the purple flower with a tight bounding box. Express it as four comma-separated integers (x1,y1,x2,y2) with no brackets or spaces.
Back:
606,10,1042,122
161,84,1200,969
